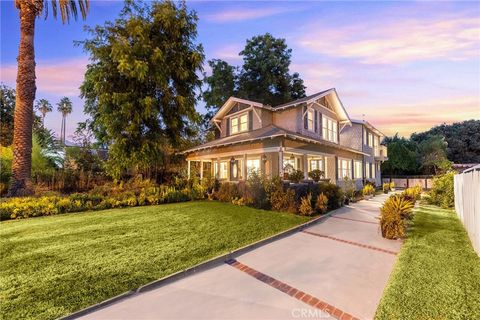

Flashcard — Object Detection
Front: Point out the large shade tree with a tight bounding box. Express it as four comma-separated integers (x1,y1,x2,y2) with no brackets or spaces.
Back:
10,0,89,196
79,1,204,179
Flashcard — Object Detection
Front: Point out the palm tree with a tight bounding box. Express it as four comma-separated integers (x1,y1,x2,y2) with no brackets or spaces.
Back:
9,0,89,196
57,97,72,145
35,98,52,126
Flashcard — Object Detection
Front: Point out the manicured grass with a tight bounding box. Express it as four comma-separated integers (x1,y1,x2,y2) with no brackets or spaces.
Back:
375,203,480,320
0,201,309,320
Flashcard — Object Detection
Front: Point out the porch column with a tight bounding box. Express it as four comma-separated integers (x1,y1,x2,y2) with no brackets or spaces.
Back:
216,158,220,179
200,160,203,180
279,148,284,178
243,154,248,180
303,154,308,180
187,160,191,179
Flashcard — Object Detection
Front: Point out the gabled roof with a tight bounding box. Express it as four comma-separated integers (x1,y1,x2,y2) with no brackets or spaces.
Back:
212,97,268,122
273,88,352,125
181,124,368,156
351,119,385,137
210,88,352,126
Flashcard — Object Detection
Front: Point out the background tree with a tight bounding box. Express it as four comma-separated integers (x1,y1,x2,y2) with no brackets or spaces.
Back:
411,120,480,163
238,33,306,106
10,0,89,196
417,135,451,175
35,98,52,126
57,97,72,145
0,84,16,146
381,134,419,175
79,1,204,180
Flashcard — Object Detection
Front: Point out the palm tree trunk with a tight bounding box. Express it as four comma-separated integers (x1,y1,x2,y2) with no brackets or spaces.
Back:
9,1,39,196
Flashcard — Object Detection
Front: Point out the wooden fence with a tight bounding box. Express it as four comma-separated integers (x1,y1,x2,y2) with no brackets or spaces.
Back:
382,175,433,190
454,165,480,256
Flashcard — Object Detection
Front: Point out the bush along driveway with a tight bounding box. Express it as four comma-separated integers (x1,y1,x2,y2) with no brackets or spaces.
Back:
375,203,480,320
76,193,401,320
0,201,309,320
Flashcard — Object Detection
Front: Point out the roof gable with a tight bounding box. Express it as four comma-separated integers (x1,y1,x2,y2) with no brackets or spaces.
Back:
212,97,266,122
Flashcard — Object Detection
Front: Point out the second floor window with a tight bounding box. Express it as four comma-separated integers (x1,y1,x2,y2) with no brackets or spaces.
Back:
322,116,338,143
368,132,373,147
307,109,314,131
230,113,248,134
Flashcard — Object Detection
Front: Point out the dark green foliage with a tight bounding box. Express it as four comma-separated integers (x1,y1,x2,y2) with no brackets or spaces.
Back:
375,204,480,319
0,84,15,146
287,169,304,183
411,120,480,164
238,33,306,106
427,172,455,208
202,33,306,122
0,201,308,320
79,1,204,178
381,134,419,175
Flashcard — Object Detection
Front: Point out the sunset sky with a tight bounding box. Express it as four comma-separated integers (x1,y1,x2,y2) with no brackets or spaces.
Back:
1,0,479,140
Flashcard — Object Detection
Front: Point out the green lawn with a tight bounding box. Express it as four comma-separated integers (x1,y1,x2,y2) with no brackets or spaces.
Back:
376,203,480,320
0,201,309,320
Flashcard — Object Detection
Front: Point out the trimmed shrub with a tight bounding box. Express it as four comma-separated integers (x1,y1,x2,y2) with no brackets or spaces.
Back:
428,172,454,208
216,183,240,203
362,184,375,196
318,182,344,210
382,183,390,194
268,179,296,213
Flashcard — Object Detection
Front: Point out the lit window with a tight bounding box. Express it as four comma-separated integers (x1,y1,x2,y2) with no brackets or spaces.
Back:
240,114,248,132
368,132,373,147
354,160,363,179
307,109,314,131
231,117,238,134
230,113,248,135
220,162,228,179
322,115,338,143
366,162,371,178
283,158,296,173
338,159,352,179
246,159,260,175
310,159,323,171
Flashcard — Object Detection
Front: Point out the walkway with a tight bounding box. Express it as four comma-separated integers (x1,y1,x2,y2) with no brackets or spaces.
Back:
77,194,401,320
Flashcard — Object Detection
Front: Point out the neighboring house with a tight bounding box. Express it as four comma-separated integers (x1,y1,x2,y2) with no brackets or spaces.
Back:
181,88,387,189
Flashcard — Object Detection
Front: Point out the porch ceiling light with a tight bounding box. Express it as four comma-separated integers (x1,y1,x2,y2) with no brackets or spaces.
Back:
230,157,235,164
290,154,295,160
262,154,267,162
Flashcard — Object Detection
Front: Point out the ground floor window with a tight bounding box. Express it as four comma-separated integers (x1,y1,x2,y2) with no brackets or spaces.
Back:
309,159,323,172
354,160,363,179
283,158,296,173
371,162,376,179
338,159,352,179
366,162,371,179
219,161,228,179
246,159,260,175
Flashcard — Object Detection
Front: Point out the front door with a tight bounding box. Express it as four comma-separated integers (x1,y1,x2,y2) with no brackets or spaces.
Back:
230,160,239,181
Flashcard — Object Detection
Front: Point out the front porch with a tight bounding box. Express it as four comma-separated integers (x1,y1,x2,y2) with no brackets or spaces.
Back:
186,147,337,183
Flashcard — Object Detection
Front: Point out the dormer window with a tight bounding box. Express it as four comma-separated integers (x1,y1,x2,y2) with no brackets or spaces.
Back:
230,113,248,134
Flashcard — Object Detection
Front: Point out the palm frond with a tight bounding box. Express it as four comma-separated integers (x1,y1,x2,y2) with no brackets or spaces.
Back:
44,0,89,23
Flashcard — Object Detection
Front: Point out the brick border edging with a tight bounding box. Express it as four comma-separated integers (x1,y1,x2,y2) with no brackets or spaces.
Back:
58,208,339,320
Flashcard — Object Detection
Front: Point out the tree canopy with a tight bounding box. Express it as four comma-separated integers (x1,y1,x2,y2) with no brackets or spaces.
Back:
79,0,204,178
382,120,479,175
202,33,306,118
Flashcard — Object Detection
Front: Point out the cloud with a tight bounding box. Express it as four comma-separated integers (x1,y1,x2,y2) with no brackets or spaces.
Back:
297,14,480,64
205,7,302,23
1,57,88,96
349,96,480,137
212,44,243,62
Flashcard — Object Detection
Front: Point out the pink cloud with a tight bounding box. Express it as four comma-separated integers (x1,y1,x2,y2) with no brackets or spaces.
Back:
1,57,88,96
297,15,480,64
205,7,303,23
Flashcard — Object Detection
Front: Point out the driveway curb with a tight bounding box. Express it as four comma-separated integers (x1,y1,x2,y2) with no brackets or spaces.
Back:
59,208,338,320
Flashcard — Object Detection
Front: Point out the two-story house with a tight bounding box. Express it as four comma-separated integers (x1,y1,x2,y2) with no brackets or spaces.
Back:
181,88,387,189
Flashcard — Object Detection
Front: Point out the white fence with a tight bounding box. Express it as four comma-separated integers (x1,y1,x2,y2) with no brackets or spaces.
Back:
382,176,433,190
454,165,480,256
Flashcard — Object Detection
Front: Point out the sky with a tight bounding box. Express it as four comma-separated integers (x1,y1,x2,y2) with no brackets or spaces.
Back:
1,0,479,141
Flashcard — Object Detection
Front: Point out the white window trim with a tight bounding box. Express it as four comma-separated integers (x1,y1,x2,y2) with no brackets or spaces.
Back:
322,115,338,143
353,160,363,179
338,157,352,179
307,108,315,132
230,112,249,135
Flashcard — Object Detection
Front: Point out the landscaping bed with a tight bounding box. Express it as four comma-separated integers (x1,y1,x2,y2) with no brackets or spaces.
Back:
375,203,480,319
0,201,309,320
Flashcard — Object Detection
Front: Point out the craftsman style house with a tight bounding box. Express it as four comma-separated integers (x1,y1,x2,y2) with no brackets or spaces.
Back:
182,88,387,189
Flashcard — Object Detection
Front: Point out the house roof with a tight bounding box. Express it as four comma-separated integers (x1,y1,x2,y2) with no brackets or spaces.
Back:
351,119,385,137
181,125,368,156
211,88,352,125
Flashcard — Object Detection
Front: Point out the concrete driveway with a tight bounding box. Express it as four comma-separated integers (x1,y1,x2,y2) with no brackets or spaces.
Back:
77,194,401,320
